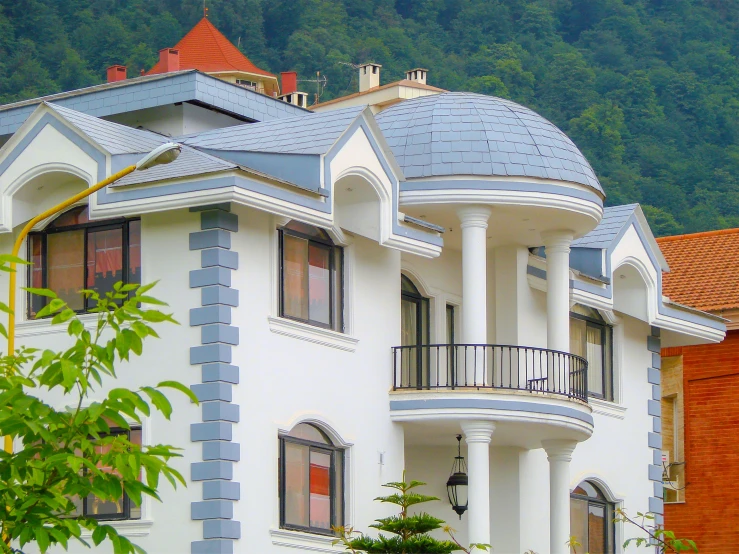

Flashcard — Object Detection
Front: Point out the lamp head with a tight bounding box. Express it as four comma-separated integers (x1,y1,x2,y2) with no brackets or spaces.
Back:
136,142,182,171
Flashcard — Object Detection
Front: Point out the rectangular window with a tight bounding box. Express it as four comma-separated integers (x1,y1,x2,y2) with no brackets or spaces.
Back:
570,307,613,400
70,427,142,521
279,223,343,331
27,207,141,318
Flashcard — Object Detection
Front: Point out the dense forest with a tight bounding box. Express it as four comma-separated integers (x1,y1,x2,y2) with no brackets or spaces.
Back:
1,0,739,235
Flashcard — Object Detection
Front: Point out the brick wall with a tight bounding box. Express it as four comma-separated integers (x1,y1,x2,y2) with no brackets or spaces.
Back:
663,329,739,552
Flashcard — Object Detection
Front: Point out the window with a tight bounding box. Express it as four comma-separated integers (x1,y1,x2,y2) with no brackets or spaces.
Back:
279,423,344,535
570,481,615,554
570,305,613,400
400,275,430,388
72,427,142,521
279,221,343,331
236,79,258,90
28,206,141,317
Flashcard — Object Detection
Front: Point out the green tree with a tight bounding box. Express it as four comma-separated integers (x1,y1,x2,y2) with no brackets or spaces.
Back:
0,266,197,554
334,475,489,553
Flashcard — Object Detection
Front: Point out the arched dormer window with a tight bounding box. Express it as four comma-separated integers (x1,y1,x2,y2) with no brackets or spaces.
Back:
279,423,344,535
28,206,141,317
279,221,343,331
570,480,615,553
570,304,613,400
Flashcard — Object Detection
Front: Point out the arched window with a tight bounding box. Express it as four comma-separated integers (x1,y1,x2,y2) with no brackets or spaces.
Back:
28,206,141,317
279,423,344,535
570,304,613,400
279,221,343,331
400,274,430,388
570,480,615,554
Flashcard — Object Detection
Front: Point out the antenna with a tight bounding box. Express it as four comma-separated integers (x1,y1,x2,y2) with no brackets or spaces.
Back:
297,72,328,105
203,0,208,18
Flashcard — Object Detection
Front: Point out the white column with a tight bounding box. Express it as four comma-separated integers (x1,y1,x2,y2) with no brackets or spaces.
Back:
541,231,573,353
461,421,495,546
542,439,577,554
458,207,491,385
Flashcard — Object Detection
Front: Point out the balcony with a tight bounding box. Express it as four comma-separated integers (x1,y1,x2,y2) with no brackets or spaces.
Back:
392,344,588,402
389,344,593,448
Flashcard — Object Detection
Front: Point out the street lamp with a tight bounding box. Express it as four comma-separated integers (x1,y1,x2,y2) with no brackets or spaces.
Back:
447,434,469,519
3,142,181,454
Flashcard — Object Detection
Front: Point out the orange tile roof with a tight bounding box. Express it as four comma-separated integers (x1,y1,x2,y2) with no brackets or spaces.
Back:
147,17,275,79
657,228,739,312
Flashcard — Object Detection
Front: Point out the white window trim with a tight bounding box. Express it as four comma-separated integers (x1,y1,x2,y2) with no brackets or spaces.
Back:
81,519,153,538
268,316,358,352
588,397,627,419
270,216,357,345
269,528,345,552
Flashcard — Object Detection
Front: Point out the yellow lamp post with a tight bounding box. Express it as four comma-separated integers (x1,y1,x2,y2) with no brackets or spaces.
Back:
3,142,181,454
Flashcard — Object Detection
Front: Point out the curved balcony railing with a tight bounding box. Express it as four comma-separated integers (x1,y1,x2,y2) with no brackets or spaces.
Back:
392,344,588,402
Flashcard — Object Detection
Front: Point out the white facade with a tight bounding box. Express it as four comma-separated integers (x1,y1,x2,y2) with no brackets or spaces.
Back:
0,86,725,554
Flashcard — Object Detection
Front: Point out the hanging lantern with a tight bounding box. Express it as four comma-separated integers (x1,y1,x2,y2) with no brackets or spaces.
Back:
446,434,468,519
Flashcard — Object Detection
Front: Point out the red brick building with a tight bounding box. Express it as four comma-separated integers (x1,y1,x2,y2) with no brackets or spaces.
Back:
657,229,739,552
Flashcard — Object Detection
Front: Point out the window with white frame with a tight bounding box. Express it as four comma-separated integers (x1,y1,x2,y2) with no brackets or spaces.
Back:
570,305,613,400
278,221,343,331
278,423,344,535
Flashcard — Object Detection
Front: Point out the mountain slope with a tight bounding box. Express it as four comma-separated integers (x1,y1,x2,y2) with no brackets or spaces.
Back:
2,0,739,235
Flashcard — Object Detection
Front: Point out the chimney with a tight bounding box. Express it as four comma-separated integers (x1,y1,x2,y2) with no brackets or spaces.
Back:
358,62,381,93
281,71,298,95
158,48,180,73
279,91,309,109
406,68,428,85
106,65,127,83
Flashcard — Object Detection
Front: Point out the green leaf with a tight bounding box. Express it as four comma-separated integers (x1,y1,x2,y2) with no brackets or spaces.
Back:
35,526,50,552
23,287,57,299
92,525,106,546
142,386,172,419
158,380,199,404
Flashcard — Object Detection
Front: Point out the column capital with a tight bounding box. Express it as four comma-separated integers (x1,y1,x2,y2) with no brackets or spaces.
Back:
541,230,574,253
457,206,492,230
461,420,496,444
542,439,578,462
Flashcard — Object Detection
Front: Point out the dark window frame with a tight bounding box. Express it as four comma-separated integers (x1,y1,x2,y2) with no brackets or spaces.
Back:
401,274,430,389
570,481,616,554
278,430,345,536
82,427,142,522
570,310,613,401
27,206,141,318
278,224,344,332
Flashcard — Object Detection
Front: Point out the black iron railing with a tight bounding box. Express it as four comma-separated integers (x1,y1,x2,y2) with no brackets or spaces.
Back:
392,344,588,402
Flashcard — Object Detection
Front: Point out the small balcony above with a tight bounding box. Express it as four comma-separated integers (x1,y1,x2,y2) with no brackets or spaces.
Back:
390,344,593,449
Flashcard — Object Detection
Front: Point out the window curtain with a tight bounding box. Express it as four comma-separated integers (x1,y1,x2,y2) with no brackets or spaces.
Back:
586,326,603,395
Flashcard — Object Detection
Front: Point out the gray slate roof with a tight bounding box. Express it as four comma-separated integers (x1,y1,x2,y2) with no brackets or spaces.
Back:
572,204,638,248
48,102,166,154
0,71,308,138
179,105,365,155
376,92,603,194
112,145,237,186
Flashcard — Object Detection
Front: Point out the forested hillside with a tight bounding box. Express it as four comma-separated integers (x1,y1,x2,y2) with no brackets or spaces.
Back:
1,0,739,235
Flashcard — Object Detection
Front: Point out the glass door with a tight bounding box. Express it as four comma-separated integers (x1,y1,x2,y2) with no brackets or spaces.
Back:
401,275,429,388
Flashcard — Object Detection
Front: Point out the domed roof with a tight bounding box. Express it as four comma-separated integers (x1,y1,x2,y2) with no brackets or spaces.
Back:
376,92,602,194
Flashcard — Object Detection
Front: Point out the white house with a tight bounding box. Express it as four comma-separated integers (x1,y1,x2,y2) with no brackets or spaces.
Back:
0,74,724,554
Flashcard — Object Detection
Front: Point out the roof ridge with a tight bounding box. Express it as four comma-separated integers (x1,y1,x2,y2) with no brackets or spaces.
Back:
201,18,235,72
656,227,739,242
